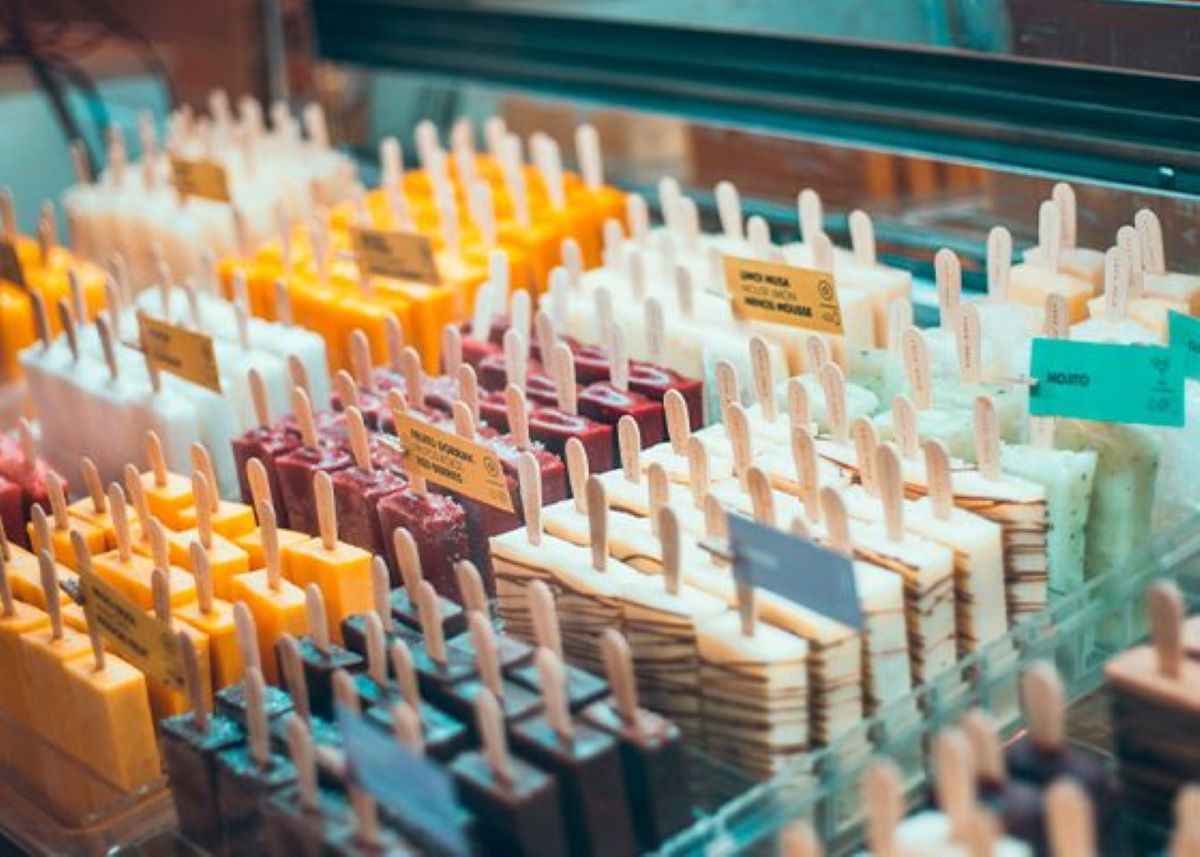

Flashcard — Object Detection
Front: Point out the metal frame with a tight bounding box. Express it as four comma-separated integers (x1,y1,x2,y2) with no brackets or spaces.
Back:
311,0,1200,193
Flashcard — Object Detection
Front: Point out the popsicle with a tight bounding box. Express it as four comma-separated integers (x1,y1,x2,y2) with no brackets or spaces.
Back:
437,610,543,725
262,716,354,857
27,475,105,569
961,709,1047,852
1009,200,1094,323
276,387,353,535
407,580,478,702
232,368,301,522
189,443,257,538
92,483,194,609
167,472,251,599
175,541,243,689
233,458,309,569
373,637,471,762
386,528,467,642
215,666,298,853
451,690,569,857
0,551,50,789
67,457,131,550
139,431,195,530
229,501,309,684
213,601,295,725
1022,184,1105,290
1137,207,1200,315
280,586,364,721
578,325,666,462
145,566,212,719
161,632,247,853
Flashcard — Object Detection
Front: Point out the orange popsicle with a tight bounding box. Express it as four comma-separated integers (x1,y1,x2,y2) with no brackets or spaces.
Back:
175,542,243,690
233,458,307,569
166,471,249,599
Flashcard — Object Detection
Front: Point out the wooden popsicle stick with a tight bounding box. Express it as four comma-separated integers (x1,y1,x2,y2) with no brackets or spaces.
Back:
245,459,271,511
348,330,373,390
440,324,461,378
811,231,834,273
750,336,777,422
454,560,489,617
658,505,682,596
1053,183,1078,250
244,665,271,769
178,631,211,731
470,284,495,342
314,471,338,551
863,761,903,857
190,445,221,513
275,280,295,327
56,300,79,362
345,408,374,474
818,362,849,445
1044,294,1070,340
193,471,215,549
527,580,563,659
647,463,670,537
549,268,571,329
961,709,1005,784
849,209,876,267
787,379,810,432
71,531,106,670
392,701,425,755
79,458,107,515
601,629,642,734
726,403,752,486
14,420,33,470
935,248,962,330
644,297,666,365
517,451,543,547
552,343,578,416
389,639,423,712
1135,208,1166,275
305,584,331,654
609,322,630,393
288,355,311,399
1039,200,1062,273
505,385,531,450
334,370,361,413
617,416,642,484
151,567,173,626
1172,786,1200,855
257,500,283,593
956,303,983,385
923,438,955,521
476,689,513,786
874,442,905,543
0,534,13,618
626,192,649,242
663,390,691,455
185,541,215,615
627,250,646,302
393,528,424,596
510,290,532,356
703,493,729,545
594,286,614,350
47,476,71,533
233,601,262,672
401,347,425,408
853,417,880,496
29,505,50,558
900,327,933,411
747,467,775,527
1023,661,1064,751
1047,779,1095,857
884,299,913,356
286,716,318,811
537,647,573,742
892,394,920,462
248,368,271,428
503,329,527,394
792,427,822,522
1148,580,1185,681
933,727,976,840
332,669,362,723
564,438,589,515
469,612,503,698
415,581,447,665
108,483,133,563
714,360,740,421
819,487,852,553
363,611,388,685
366,557,393,633
30,292,51,350
987,226,1013,302
122,464,152,544
1103,246,1129,324
278,634,312,721
68,270,86,327
585,476,608,573
38,550,63,640
973,396,1001,481
675,266,695,319
686,436,710,509
534,310,557,368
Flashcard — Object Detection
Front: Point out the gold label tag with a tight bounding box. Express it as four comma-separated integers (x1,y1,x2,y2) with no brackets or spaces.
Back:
391,414,514,512
0,241,25,289
77,566,185,689
138,312,223,393
170,156,231,202
723,256,844,334
350,226,441,284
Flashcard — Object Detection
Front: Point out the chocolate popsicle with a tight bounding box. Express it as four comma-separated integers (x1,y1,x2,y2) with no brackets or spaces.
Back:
215,666,298,854
451,690,569,857
263,716,353,857
386,528,467,638
439,612,543,725
272,633,344,750
342,557,422,658
448,558,534,670
161,633,246,854
408,580,478,705
214,603,295,726
510,648,637,856
581,630,692,850
279,586,364,721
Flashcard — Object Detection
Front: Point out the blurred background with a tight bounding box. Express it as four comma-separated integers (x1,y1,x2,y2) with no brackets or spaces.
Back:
2,0,1198,297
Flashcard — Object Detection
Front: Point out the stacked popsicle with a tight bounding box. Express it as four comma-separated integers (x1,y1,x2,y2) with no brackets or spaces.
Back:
64,94,356,289
217,117,627,374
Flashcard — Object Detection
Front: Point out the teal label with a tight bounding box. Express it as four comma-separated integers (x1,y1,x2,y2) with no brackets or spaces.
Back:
1170,311,1200,380
1030,338,1184,427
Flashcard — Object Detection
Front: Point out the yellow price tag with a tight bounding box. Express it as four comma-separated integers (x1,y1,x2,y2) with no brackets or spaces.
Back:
723,255,843,334
138,312,223,393
170,156,231,202
390,415,514,513
350,226,441,285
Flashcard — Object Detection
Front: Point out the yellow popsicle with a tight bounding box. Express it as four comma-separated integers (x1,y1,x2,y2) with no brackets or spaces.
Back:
166,471,249,600
175,542,243,690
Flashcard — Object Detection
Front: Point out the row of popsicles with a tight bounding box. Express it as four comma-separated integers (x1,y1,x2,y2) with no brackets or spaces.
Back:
20,266,330,497
213,118,627,374
0,195,107,381
63,93,357,290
